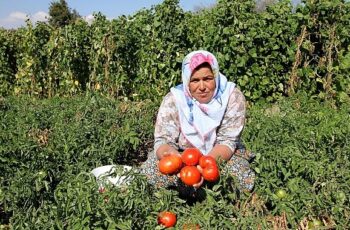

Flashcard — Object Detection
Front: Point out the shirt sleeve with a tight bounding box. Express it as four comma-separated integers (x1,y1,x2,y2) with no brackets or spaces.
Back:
215,87,246,152
153,92,180,153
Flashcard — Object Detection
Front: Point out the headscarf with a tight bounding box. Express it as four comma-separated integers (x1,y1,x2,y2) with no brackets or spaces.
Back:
170,50,235,154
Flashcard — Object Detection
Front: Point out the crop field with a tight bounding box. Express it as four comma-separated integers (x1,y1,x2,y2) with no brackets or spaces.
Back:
0,94,349,229
1,0,350,229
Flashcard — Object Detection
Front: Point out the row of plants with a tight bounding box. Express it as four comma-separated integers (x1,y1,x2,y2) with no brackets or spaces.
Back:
1,0,350,104
0,93,349,229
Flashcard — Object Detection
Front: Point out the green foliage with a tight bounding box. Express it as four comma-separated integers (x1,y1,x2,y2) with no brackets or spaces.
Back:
48,0,81,27
46,19,91,96
134,0,188,100
1,2,349,228
244,92,350,228
0,0,349,103
14,21,52,96
288,0,350,103
0,29,17,96
0,94,349,228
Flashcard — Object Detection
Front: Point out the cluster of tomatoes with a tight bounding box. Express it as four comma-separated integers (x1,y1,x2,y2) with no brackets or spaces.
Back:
157,148,220,228
158,148,220,186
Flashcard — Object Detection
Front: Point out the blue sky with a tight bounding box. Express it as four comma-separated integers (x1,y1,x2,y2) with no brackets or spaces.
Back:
0,0,217,29
0,0,301,29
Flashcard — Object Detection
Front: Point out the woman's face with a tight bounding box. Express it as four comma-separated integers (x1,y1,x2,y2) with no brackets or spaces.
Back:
189,65,216,104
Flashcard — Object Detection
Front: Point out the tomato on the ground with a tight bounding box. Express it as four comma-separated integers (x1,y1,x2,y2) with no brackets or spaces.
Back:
308,219,322,229
158,211,177,228
336,191,346,203
275,189,287,199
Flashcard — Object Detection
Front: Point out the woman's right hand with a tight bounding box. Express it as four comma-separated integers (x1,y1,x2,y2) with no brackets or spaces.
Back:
160,151,181,160
192,165,204,189
156,144,180,160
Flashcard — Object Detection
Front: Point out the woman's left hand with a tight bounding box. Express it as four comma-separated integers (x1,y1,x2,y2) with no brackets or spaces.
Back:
192,176,204,189
177,165,204,189
192,165,204,189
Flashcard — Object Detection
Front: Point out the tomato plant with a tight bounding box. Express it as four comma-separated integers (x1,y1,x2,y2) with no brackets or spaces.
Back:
159,155,183,175
1,1,350,226
202,165,219,182
158,211,176,228
199,155,217,168
180,166,201,186
181,148,202,166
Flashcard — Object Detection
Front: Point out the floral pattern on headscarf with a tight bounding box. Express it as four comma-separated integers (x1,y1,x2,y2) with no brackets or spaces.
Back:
189,52,215,72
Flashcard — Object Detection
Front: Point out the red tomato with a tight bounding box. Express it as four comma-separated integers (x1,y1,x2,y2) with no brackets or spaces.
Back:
158,211,177,228
199,155,217,168
182,148,202,166
158,155,183,175
180,166,201,186
202,165,220,182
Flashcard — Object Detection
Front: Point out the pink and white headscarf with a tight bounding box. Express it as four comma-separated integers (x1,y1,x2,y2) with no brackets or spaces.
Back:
170,50,235,154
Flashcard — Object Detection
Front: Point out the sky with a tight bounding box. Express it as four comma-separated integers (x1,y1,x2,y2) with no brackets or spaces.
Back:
0,0,218,29
0,0,302,29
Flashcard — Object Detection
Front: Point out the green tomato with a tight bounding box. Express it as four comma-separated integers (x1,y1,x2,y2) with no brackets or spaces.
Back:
37,171,47,179
308,219,322,229
275,189,287,199
336,191,346,203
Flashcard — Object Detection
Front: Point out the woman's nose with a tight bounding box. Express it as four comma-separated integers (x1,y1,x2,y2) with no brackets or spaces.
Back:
199,80,205,90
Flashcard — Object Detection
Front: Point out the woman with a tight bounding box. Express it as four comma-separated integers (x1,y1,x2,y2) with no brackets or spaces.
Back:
139,50,255,195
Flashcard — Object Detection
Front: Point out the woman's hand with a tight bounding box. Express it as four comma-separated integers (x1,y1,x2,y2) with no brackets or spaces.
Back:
208,144,233,162
177,165,204,189
156,144,180,159
161,151,181,160
192,165,204,189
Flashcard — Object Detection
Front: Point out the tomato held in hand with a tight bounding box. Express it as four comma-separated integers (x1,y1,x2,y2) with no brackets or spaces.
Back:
180,166,201,186
202,165,220,182
182,148,202,166
159,155,183,175
199,155,217,168
158,211,177,228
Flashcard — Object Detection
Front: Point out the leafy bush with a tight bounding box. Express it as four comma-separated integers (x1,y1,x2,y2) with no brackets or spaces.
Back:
0,0,349,103
0,94,349,229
